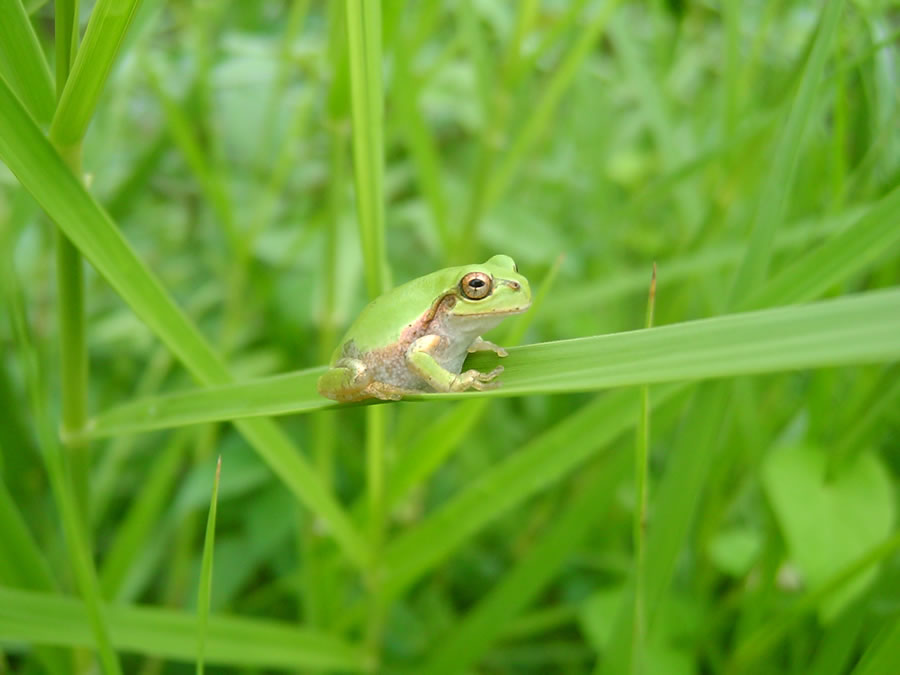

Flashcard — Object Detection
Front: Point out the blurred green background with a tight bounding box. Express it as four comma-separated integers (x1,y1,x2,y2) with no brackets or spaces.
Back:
1,0,899,673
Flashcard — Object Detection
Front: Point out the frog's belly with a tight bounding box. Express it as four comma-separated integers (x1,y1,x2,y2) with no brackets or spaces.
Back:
364,340,470,391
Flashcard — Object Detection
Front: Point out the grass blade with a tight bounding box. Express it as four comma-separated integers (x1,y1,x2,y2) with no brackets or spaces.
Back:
345,0,388,297
0,587,368,671
728,0,845,306
80,288,900,438
0,0,55,125
196,456,221,675
50,0,143,151
0,74,368,570
421,453,629,675
745,185,900,309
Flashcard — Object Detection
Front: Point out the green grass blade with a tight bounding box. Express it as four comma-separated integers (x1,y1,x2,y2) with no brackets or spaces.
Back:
82,289,900,438
196,455,221,675
345,0,388,297
728,0,844,306
0,587,368,671
0,74,368,570
55,0,80,95
0,0,55,125
50,0,143,151
421,453,628,675
744,185,900,309
380,385,684,598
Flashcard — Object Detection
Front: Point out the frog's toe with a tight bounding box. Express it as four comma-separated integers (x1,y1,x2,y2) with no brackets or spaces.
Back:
479,365,504,381
468,337,508,357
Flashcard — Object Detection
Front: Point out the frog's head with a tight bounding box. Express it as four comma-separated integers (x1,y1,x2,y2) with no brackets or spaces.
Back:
447,254,532,319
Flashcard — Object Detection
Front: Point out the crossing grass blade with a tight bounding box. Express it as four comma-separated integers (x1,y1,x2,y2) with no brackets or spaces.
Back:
0,0,55,125
0,586,368,671
0,74,368,571
80,288,900,438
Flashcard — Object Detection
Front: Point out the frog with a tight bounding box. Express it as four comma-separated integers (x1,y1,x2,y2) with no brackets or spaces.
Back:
317,254,531,402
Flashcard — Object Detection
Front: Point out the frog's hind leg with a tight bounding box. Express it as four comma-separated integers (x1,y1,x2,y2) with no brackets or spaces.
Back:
317,358,374,402
317,358,409,402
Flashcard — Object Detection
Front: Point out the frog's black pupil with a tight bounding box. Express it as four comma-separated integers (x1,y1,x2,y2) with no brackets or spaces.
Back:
470,279,485,288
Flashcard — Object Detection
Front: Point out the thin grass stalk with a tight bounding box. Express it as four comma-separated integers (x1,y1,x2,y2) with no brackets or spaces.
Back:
52,0,91,551
196,456,221,675
345,0,390,663
630,264,656,674
345,0,388,297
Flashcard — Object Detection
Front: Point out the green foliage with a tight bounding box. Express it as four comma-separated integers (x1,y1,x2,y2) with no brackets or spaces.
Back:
1,1,898,673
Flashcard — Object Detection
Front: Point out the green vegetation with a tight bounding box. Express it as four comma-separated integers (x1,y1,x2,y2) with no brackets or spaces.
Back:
1,1,898,673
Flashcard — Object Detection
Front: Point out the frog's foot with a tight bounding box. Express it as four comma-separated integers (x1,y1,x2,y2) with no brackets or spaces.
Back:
451,366,504,392
467,336,508,357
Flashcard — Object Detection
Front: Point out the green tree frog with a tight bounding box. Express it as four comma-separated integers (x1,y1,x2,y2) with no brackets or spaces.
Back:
317,255,531,402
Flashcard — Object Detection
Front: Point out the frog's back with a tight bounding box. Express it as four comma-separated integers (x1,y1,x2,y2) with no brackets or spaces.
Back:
332,267,459,359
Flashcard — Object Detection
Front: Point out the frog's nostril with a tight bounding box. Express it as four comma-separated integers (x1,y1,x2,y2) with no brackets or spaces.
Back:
509,281,520,290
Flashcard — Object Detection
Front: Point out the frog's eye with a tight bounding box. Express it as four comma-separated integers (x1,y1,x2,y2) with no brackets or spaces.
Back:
460,271,492,300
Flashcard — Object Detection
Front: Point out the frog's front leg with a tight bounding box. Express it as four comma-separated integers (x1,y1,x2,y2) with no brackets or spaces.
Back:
467,336,508,357
407,335,504,393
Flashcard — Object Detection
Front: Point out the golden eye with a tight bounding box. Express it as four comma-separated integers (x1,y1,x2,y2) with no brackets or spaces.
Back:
460,271,492,300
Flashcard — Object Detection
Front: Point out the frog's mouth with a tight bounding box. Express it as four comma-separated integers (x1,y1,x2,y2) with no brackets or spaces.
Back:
461,303,532,318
